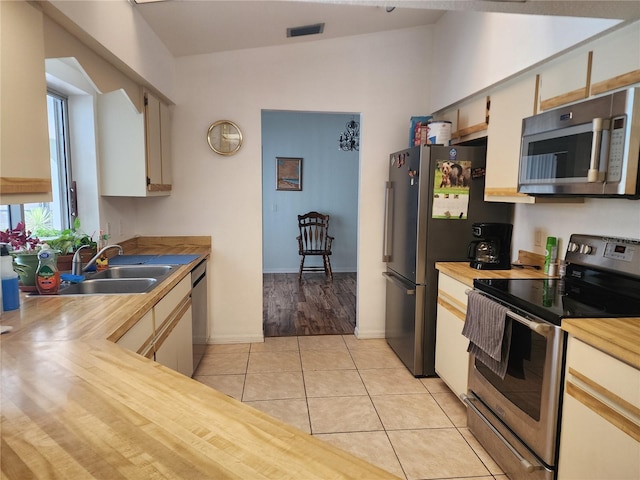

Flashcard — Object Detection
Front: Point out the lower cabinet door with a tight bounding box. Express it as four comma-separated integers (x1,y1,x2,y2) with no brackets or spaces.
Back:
155,304,193,377
558,337,640,479
435,302,469,398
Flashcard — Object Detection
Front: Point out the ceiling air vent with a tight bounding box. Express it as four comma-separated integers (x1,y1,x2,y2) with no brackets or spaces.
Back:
287,23,325,38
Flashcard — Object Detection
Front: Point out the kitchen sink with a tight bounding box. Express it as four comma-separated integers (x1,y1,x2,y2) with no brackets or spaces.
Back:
89,265,174,279
58,278,158,295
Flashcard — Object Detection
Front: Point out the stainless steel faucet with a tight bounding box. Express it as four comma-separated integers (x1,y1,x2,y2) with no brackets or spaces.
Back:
72,244,123,275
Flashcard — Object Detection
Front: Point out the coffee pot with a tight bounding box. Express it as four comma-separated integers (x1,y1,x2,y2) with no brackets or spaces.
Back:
468,222,512,270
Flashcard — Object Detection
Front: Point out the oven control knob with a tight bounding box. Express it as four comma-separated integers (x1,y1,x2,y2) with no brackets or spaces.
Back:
567,242,579,253
579,244,593,254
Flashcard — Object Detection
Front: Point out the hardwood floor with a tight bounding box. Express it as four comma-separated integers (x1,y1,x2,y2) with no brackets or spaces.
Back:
263,273,356,337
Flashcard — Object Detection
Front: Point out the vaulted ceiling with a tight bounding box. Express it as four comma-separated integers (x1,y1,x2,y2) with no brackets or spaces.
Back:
132,0,640,57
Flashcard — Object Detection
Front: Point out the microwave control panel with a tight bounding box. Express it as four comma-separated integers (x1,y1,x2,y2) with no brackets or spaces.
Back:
607,115,626,182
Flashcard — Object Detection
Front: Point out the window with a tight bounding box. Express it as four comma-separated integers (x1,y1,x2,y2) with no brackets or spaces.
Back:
1,92,74,236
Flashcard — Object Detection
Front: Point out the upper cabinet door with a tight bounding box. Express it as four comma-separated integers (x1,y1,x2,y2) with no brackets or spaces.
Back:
590,22,640,96
456,95,489,141
144,90,172,194
98,89,172,197
0,1,52,204
485,74,539,203
538,48,592,111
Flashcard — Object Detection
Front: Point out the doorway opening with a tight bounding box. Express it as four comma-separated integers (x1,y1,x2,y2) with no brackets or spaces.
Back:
261,110,360,337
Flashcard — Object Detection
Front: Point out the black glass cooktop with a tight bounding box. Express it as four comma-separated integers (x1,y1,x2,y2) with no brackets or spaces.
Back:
474,272,640,326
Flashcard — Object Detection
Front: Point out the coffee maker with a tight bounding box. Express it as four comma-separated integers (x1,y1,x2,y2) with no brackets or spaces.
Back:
467,222,513,270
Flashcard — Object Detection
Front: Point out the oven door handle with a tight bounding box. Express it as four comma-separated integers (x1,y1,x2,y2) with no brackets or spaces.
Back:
505,310,552,336
465,290,552,335
461,394,544,473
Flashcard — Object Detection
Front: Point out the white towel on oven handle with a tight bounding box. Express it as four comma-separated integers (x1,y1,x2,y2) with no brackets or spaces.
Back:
462,290,512,379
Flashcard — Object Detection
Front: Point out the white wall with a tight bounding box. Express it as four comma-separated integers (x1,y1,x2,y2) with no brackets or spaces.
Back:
131,27,432,342
513,200,640,261
429,11,620,111
47,0,176,101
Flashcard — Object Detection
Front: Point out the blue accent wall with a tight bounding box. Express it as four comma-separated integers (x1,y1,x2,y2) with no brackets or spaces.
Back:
262,111,359,273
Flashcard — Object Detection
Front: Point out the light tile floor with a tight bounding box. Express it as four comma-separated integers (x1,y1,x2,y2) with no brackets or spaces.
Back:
193,335,507,480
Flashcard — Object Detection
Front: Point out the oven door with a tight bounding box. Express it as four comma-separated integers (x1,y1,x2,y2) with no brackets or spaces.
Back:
465,294,565,468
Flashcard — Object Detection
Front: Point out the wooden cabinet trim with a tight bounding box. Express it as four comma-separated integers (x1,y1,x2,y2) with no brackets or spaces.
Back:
155,291,191,334
484,187,528,197
540,87,589,111
437,296,466,322
456,122,489,139
567,367,640,442
0,177,51,194
148,183,172,192
591,69,640,96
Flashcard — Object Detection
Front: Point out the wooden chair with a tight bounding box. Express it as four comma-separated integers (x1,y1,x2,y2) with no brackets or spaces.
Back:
297,211,334,281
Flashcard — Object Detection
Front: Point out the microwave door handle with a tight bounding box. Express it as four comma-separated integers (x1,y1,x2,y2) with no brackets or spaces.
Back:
588,118,609,182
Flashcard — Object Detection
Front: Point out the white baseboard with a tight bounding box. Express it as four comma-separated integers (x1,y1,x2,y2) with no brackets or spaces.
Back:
353,326,386,339
263,268,357,274
207,334,264,345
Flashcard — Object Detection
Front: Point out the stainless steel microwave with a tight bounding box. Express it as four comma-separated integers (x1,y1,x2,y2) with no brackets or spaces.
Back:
518,87,640,197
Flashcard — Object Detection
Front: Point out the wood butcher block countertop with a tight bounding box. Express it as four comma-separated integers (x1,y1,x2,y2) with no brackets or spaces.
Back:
1,237,398,479
436,261,640,370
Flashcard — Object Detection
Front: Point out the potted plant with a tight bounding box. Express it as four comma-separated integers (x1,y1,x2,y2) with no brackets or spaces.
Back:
38,218,99,272
0,222,44,288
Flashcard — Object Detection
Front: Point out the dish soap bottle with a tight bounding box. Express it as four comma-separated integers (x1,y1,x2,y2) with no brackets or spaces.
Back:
1,244,20,311
36,245,60,295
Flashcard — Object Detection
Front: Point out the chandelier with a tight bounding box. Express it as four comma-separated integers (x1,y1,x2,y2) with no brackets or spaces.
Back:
338,120,360,151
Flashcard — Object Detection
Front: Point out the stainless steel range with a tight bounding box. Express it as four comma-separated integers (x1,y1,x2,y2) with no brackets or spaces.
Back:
462,234,640,480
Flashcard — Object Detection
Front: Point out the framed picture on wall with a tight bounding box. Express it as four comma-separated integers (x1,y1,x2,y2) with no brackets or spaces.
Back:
276,157,302,191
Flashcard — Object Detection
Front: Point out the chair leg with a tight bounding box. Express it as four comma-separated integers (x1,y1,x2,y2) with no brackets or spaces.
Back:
324,255,333,281
298,255,305,282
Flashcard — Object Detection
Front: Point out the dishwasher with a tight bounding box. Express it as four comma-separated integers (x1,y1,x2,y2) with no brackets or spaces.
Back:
191,259,208,373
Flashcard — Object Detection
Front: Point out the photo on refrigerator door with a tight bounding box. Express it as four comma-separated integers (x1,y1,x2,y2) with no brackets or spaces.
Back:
432,159,471,219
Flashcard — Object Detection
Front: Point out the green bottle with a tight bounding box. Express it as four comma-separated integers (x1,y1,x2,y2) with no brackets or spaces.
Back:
544,236,557,275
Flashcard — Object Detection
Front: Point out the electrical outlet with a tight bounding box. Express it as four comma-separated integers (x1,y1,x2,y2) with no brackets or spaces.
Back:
119,220,124,237
106,222,111,236
534,229,543,247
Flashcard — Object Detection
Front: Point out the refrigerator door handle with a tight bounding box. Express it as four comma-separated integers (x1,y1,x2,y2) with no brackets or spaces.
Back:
382,272,415,295
383,181,393,262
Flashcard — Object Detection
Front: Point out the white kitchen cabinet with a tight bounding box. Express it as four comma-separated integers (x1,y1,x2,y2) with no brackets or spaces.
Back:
435,272,470,399
144,90,172,192
98,88,172,197
153,276,193,377
455,95,489,141
590,22,640,96
433,96,489,144
558,336,640,480
538,49,591,111
485,74,538,204
0,1,52,205
116,310,155,359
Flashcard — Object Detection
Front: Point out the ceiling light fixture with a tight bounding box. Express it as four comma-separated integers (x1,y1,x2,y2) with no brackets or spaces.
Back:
338,120,360,152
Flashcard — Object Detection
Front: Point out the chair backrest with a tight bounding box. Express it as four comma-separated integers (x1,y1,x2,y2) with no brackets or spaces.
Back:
298,211,331,252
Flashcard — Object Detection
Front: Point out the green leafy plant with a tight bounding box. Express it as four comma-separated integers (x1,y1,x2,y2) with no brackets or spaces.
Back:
42,218,97,255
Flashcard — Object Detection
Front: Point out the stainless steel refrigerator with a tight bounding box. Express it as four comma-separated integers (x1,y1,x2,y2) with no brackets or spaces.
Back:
383,144,512,376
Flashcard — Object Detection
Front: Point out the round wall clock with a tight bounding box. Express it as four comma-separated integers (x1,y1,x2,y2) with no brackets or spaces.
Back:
207,120,243,156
